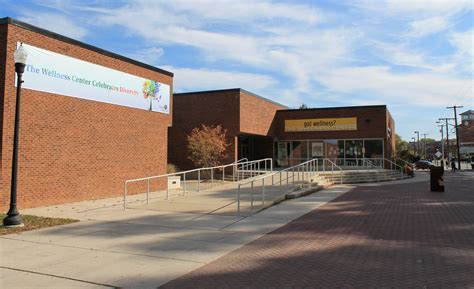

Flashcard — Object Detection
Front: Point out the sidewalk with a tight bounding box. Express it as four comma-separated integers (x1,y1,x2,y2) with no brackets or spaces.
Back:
161,171,474,288
1,177,364,288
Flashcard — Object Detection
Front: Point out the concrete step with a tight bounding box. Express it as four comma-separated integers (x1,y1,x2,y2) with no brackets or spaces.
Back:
323,175,411,184
286,177,334,199
318,171,404,177
286,187,319,199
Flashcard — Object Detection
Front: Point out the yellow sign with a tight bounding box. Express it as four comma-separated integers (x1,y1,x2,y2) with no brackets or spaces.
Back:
285,117,357,132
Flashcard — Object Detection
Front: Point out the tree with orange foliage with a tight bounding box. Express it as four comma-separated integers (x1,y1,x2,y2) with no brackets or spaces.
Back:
187,125,230,168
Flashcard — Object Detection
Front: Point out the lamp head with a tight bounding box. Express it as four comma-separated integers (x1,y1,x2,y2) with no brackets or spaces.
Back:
14,43,28,65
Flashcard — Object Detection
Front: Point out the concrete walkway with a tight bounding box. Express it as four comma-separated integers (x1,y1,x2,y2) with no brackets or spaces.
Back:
0,178,364,288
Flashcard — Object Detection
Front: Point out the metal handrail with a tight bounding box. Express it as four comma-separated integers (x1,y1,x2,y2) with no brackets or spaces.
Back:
124,158,272,210
395,158,414,171
236,158,342,217
236,158,273,180
381,158,404,179
362,159,381,182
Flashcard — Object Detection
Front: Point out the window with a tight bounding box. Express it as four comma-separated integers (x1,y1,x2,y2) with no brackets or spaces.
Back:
364,140,383,158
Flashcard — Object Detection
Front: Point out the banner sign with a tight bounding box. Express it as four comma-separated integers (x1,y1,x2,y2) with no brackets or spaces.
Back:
285,117,357,132
17,43,170,114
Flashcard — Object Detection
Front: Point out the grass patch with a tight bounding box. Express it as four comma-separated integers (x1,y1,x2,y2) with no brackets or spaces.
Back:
0,213,78,235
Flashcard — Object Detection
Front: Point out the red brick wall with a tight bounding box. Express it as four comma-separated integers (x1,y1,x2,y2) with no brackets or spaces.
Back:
1,23,173,210
239,90,286,136
168,90,240,170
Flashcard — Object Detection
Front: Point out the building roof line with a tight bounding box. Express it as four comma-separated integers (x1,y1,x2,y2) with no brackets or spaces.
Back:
277,104,387,112
0,17,173,77
174,88,288,108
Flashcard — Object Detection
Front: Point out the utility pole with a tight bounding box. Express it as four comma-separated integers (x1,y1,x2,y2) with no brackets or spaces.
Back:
447,105,463,170
422,133,429,158
414,131,420,157
439,118,454,163
436,121,445,167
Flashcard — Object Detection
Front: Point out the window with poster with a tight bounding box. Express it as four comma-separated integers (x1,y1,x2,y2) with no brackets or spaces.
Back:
311,142,324,158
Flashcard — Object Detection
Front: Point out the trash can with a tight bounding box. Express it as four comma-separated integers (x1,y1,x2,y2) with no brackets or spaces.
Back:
430,166,444,192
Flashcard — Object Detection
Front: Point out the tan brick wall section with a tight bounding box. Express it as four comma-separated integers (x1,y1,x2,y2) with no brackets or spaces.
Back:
168,91,240,170
1,24,173,210
239,91,286,136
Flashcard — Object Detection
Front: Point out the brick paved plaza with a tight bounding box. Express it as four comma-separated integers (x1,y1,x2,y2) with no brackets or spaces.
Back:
161,172,474,288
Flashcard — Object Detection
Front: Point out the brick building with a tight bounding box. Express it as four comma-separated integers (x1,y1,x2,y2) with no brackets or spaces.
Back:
0,18,173,210
168,89,396,169
459,110,474,157
273,106,395,167
168,89,286,170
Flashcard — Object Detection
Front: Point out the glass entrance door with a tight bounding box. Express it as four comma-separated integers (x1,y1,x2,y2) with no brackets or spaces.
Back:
276,141,290,166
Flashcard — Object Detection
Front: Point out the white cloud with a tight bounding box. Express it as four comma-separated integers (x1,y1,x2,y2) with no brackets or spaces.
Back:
450,29,474,58
142,0,324,25
353,0,473,17
19,12,88,40
373,41,455,72
22,0,471,115
126,47,164,65
316,66,472,107
408,16,448,37
162,66,276,93
92,1,358,96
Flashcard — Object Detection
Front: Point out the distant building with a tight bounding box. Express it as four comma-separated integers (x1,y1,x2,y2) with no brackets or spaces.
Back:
458,110,474,158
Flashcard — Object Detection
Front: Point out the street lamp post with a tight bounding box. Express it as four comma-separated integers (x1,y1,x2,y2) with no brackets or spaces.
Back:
439,117,454,163
3,43,28,227
414,131,420,156
422,133,429,158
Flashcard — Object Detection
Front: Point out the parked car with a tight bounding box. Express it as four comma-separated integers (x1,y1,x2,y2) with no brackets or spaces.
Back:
413,160,435,170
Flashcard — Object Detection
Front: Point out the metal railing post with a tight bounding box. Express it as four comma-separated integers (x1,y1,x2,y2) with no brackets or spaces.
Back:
147,178,150,205
198,169,201,192
222,166,225,183
262,178,265,206
292,168,295,187
251,181,254,211
183,173,187,196
211,168,213,188
233,164,236,182
237,184,241,217
123,182,127,210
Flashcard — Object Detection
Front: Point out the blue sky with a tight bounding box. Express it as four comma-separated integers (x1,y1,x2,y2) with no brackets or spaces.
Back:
1,0,472,141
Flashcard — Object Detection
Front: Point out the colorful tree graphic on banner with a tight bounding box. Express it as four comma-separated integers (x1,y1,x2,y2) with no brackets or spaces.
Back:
142,80,161,110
